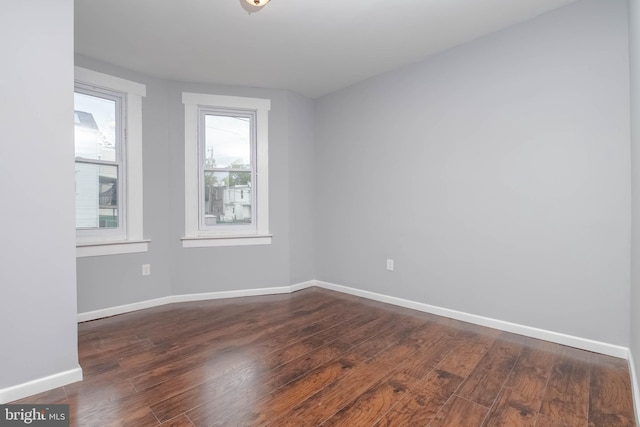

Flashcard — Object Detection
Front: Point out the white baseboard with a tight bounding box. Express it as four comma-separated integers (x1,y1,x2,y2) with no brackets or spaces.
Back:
169,284,310,304
628,350,640,426
78,296,176,322
77,281,317,322
0,367,82,404
290,280,316,292
78,279,627,358
313,280,629,359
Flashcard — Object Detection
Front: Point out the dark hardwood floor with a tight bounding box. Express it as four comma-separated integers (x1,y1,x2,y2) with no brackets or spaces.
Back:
12,287,636,426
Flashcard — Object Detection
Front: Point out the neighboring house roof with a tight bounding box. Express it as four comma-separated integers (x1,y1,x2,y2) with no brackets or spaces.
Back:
74,110,99,131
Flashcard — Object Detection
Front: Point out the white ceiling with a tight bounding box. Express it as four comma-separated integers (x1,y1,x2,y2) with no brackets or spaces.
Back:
75,0,580,98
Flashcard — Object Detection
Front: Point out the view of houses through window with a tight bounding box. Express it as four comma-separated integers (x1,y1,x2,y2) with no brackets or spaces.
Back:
74,88,122,230
202,112,254,228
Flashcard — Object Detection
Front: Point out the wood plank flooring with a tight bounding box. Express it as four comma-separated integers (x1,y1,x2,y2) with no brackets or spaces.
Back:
12,287,636,426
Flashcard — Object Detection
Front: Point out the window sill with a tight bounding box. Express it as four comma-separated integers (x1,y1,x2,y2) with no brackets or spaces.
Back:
181,234,272,248
76,240,150,258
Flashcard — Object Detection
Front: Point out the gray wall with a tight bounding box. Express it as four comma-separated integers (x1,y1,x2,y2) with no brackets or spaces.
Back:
0,0,80,388
74,57,316,311
288,92,316,284
314,0,631,346
630,0,640,386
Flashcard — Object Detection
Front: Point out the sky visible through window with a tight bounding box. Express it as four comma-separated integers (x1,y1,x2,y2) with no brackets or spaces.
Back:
205,115,250,168
74,92,117,151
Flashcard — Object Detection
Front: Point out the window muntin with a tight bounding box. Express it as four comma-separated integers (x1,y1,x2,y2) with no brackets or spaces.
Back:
74,85,125,236
200,110,256,232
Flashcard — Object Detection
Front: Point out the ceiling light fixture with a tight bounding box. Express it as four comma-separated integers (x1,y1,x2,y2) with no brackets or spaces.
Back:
246,0,270,7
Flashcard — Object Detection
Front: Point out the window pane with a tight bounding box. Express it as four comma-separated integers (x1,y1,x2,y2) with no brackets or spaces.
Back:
204,114,251,169
75,163,119,229
74,92,117,162
204,171,252,226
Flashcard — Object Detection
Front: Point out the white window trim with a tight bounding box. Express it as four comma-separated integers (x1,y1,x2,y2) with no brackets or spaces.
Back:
182,92,271,248
75,66,148,257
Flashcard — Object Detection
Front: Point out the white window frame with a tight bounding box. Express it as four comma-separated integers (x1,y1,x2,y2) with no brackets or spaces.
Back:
182,93,271,247
74,84,126,241
198,108,257,234
74,66,148,257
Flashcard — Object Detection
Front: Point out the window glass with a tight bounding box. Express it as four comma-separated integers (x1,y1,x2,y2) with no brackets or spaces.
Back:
204,114,251,169
201,111,255,230
74,89,121,230
203,171,252,226
75,163,119,229
74,92,117,162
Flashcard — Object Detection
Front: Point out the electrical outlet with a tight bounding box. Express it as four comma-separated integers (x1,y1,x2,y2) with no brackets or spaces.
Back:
142,264,151,276
386,259,394,271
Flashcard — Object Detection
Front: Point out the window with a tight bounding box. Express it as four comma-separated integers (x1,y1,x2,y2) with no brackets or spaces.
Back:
182,93,271,247
74,67,148,257
201,110,254,230
74,86,124,235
